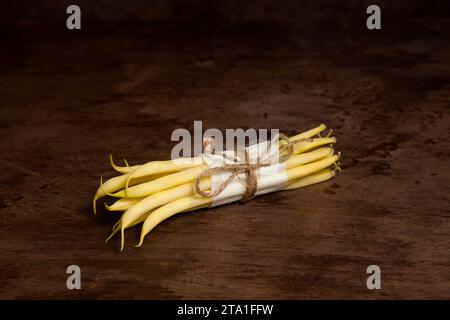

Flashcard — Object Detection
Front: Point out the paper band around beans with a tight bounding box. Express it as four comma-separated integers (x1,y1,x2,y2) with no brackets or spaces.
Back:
93,124,341,250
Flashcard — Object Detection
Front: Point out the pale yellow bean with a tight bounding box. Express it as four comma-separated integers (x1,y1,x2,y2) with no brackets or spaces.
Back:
137,195,211,247
284,169,335,190
113,165,208,198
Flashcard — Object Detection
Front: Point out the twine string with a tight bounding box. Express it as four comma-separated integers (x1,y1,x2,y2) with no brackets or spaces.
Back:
195,134,295,202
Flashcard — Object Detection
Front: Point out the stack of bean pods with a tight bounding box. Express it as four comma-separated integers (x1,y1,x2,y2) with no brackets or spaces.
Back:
93,124,341,250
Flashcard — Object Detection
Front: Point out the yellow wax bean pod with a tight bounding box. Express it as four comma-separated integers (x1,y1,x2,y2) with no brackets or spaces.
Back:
284,169,336,190
137,195,212,247
120,179,210,230
108,195,208,245
109,154,140,174
124,157,203,191
93,173,133,214
93,170,162,214
287,124,326,142
113,165,208,198
106,210,152,243
119,178,210,250
293,137,336,155
286,147,333,169
286,154,339,181
105,198,143,211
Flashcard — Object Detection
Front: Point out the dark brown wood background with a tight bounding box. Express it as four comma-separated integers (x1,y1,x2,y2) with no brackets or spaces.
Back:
0,1,449,299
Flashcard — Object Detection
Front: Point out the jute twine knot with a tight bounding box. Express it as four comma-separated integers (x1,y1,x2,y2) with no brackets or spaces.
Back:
194,134,295,203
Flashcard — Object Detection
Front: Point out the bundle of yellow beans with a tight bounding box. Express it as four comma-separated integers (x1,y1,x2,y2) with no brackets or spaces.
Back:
93,124,341,250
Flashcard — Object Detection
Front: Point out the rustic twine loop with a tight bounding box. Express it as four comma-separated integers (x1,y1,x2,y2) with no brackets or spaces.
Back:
194,134,295,203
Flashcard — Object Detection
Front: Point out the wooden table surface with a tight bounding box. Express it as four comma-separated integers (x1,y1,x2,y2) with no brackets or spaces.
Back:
1,22,449,299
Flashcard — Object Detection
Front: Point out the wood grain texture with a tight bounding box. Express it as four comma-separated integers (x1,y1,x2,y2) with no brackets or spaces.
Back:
0,20,449,299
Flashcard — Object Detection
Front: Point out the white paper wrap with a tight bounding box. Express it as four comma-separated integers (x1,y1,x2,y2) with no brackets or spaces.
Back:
202,139,288,207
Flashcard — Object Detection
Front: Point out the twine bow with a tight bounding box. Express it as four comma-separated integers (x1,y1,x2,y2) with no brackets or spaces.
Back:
194,134,295,202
